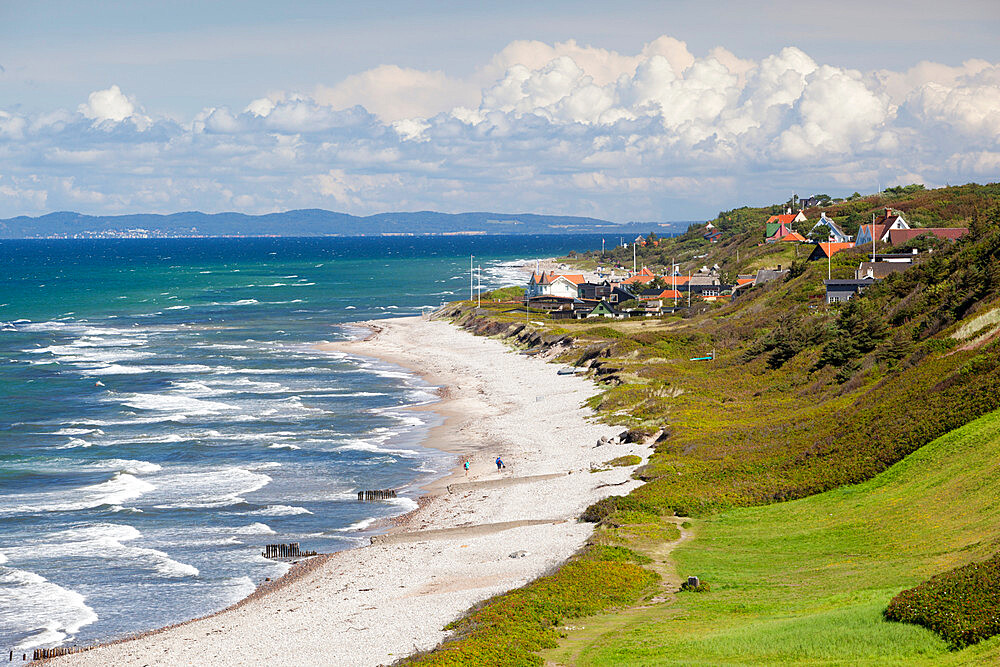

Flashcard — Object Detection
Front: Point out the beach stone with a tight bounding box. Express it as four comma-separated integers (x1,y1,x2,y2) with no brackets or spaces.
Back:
509,550,528,559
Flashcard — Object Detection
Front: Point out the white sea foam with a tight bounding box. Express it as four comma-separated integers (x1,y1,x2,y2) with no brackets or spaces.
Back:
165,305,189,310
56,437,93,449
336,517,377,532
0,565,98,649
149,467,272,509
115,392,237,415
267,443,301,450
95,459,163,475
335,439,421,458
233,522,275,535
390,496,419,513
51,427,101,436
1,472,155,516
30,524,199,579
248,505,312,516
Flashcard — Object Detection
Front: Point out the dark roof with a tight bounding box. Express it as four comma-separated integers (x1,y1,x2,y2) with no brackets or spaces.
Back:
824,279,875,286
856,262,910,279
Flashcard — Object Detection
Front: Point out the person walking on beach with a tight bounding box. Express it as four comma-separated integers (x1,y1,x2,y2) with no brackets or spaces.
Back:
495,456,504,472
464,460,470,475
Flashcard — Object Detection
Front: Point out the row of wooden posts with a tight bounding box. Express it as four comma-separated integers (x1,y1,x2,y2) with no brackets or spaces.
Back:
23,646,86,660
261,543,316,559
358,489,396,501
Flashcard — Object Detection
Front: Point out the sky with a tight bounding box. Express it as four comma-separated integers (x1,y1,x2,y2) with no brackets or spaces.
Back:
1,0,999,222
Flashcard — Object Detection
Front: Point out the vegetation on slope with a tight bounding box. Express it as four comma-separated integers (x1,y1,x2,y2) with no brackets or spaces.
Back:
406,183,1000,665
567,407,1000,664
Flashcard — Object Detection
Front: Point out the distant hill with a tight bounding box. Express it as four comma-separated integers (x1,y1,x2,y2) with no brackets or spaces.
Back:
0,209,693,239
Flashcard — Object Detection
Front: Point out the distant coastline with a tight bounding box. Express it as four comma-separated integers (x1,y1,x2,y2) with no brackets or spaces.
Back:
0,208,691,240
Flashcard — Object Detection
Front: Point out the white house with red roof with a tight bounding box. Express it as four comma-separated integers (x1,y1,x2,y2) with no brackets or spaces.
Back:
855,208,911,245
527,271,586,299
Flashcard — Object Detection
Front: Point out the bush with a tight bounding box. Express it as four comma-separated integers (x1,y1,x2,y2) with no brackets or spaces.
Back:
680,579,711,593
884,552,1000,648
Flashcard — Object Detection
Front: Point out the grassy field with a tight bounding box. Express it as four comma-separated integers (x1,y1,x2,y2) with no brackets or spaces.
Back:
546,407,1000,665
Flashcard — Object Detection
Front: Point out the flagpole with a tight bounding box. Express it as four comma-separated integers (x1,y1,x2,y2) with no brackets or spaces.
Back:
470,255,474,301
477,264,481,308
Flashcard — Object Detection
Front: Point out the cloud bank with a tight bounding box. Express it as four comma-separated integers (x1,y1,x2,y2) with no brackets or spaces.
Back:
1,35,998,220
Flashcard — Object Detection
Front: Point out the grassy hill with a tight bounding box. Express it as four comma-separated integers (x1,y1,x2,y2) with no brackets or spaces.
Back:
402,183,1000,666
549,407,1000,664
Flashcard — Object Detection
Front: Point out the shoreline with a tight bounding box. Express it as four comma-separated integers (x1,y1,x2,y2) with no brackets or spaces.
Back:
54,315,647,666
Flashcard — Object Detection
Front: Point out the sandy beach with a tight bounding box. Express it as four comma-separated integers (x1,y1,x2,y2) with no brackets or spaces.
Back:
56,316,645,666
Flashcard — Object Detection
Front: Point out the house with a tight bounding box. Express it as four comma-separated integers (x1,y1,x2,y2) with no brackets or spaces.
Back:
765,210,808,241
526,295,580,311
823,279,874,304
808,242,855,261
887,227,969,245
587,300,621,318
855,208,911,246
527,271,586,298
620,266,658,286
855,262,911,280
577,281,636,304
810,212,852,243
639,288,683,301
704,230,723,243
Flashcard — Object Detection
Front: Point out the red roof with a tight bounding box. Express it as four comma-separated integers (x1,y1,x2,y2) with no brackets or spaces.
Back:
888,228,968,244
815,242,854,258
776,231,807,243
736,277,755,286
766,214,799,225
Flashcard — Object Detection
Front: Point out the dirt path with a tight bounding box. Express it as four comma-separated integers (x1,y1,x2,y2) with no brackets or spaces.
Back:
540,517,694,666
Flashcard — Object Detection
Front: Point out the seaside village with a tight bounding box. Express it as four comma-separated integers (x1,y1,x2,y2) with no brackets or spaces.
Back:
524,206,970,318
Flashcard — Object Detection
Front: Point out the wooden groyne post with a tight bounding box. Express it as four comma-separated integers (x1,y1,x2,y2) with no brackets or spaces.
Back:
32,646,87,660
261,543,317,559
357,489,397,502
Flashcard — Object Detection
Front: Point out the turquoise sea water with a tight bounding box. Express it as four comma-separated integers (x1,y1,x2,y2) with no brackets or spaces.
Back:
0,235,602,651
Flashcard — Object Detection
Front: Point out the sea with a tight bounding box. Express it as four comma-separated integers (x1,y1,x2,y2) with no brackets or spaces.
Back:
0,234,603,651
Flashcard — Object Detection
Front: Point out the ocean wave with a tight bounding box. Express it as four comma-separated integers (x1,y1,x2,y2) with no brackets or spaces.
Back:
165,305,190,310
267,443,301,450
55,437,93,449
149,467,272,509
335,517,377,532
233,522,275,535
50,427,102,436
1,472,155,516
248,505,312,516
95,459,163,475
33,524,199,579
114,392,238,415
335,439,421,459
0,565,98,650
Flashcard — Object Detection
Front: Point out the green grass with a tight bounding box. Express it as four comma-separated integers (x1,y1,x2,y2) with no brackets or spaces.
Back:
562,408,1000,665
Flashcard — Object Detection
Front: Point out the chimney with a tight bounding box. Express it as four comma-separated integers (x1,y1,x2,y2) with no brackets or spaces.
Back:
777,264,782,271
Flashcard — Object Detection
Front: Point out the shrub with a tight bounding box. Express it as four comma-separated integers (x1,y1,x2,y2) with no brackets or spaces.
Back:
884,552,1000,648
680,579,711,593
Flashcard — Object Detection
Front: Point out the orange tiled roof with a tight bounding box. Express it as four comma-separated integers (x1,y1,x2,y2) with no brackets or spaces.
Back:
766,214,799,225
816,242,854,258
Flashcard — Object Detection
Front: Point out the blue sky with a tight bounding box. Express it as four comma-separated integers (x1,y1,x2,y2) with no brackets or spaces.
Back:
1,0,999,221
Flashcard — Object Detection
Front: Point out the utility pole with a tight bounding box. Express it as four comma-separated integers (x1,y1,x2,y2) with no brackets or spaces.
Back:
633,242,637,274
872,213,876,263
470,255,474,301
477,264,481,308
